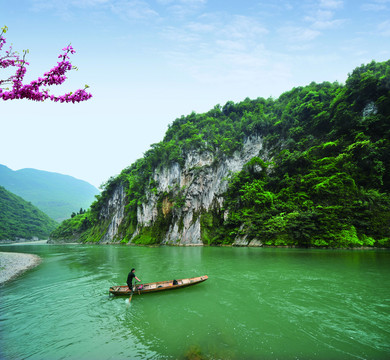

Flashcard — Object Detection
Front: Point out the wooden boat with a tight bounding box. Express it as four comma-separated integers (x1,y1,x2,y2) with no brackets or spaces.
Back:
109,275,208,296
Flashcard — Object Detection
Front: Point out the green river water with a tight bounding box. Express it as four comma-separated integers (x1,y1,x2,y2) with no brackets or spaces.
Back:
0,244,389,360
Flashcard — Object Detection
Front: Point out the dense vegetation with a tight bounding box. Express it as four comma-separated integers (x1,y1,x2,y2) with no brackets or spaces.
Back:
52,60,390,247
0,165,99,222
0,186,58,240
218,61,390,247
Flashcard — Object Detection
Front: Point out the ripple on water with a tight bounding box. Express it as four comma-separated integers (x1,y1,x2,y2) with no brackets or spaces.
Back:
1,246,389,360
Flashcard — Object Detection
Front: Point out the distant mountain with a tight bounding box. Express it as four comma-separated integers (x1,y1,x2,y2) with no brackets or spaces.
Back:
0,165,100,222
0,185,58,241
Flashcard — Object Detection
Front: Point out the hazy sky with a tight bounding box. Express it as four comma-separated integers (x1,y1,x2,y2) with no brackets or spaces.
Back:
1,0,389,188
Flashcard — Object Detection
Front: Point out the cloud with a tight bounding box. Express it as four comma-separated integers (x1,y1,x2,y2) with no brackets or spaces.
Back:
310,16,346,29
361,0,390,11
377,20,390,36
162,14,268,49
186,22,216,33
279,26,321,43
156,0,206,4
31,0,159,21
319,0,343,9
215,39,247,52
161,25,202,43
219,15,268,40
158,13,274,91
110,0,159,20
31,0,110,12
75,0,111,6
305,9,346,29
301,0,346,31
155,0,175,4
179,0,207,4
159,0,207,17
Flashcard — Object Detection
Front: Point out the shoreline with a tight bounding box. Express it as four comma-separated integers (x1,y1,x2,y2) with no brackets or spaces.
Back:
51,239,389,250
0,239,48,245
0,252,42,285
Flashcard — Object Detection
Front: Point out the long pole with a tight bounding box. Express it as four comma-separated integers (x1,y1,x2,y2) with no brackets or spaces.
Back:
129,283,134,303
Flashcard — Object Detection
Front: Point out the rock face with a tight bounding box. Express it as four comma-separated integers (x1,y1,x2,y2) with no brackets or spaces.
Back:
99,185,127,243
97,136,263,244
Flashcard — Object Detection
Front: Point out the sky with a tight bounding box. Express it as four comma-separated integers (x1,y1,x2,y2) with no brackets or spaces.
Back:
1,0,389,188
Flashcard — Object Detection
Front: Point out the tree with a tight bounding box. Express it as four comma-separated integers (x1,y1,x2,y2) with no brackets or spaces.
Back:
0,26,92,103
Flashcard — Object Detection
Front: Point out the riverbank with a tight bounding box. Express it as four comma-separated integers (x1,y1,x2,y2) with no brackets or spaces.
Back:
0,239,48,245
48,238,390,249
0,252,42,285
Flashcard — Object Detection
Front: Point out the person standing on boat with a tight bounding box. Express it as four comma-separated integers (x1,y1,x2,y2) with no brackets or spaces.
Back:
127,268,141,292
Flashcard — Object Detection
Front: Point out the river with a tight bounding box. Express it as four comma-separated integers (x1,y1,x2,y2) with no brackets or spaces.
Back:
0,244,389,359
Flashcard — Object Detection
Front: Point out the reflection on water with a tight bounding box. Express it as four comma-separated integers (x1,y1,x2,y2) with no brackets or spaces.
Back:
0,245,389,359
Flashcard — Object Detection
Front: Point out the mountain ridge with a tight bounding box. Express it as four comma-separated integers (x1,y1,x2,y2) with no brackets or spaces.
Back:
0,165,100,222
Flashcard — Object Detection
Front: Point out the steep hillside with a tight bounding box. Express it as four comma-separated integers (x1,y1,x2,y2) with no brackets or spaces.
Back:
0,186,58,241
0,165,100,222
51,60,390,247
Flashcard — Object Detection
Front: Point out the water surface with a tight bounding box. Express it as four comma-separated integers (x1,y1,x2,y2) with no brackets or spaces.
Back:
0,245,389,359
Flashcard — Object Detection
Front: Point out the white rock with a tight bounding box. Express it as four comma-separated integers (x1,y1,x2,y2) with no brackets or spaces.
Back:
98,136,264,245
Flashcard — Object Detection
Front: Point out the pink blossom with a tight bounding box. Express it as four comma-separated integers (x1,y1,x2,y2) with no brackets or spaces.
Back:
0,27,92,103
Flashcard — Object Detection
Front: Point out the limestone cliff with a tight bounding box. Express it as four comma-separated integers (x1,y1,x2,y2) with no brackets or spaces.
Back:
99,184,127,243
97,136,263,245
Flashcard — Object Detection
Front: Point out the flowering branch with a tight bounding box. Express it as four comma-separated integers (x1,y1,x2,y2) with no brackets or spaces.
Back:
0,26,92,103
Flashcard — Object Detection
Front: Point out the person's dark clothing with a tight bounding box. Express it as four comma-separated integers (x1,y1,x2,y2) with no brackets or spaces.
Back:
127,271,136,290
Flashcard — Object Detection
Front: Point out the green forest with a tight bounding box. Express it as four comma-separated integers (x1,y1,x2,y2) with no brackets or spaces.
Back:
0,186,58,240
51,60,390,247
